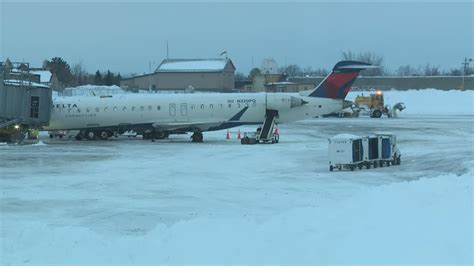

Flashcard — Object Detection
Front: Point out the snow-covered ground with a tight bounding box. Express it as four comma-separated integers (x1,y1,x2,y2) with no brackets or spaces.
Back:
0,90,473,265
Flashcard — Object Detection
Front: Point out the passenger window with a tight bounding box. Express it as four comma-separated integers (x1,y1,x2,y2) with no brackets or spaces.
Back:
77,108,81,113
86,108,90,113
210,104,213,109
104,107,108,112
237,103,241,108
95,107,99,112
113,107,118,112
123,106,127,111
228,103,232,108
200,104,204,109
140,106,144,111
191,104,195,110
132,106,135,111
148,106,152,111
219,104,223,109
157,106,161,111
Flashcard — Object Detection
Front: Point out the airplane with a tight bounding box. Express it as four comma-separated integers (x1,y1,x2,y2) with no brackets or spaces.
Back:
44,61,375,142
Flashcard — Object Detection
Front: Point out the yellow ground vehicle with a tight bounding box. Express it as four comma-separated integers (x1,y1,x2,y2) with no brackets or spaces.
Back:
326,90,405,118
354,90,388,118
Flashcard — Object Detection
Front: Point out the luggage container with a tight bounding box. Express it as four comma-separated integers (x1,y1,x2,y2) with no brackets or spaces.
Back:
375,133,401,167
361,135,381,169
328,134,365,171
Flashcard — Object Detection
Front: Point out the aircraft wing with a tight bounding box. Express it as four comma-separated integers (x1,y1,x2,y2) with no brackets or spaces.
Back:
151,106,251,132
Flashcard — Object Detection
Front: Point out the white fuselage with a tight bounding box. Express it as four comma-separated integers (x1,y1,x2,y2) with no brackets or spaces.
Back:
44,92,343,132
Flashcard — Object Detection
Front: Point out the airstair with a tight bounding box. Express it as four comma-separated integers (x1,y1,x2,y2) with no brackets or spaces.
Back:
256,109,279,143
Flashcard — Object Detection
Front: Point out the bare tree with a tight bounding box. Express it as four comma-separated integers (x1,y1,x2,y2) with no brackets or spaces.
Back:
396,65,418,76
341,50,385,76
72,62,87,86
422,64,440,76
280,64,302,77
234,72,247,81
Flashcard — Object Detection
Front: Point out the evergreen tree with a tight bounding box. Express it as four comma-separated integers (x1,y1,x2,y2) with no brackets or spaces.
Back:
114,73,122,86
44,57,74,85
94,70,103,85
103,70,114,86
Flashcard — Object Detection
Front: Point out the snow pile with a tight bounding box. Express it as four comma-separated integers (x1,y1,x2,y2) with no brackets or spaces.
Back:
2,170,471,264
60,85,126,96
157,59,228,72
347,89,474,115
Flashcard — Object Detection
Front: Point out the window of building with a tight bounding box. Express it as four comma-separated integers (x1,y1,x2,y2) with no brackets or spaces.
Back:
30,96,39,118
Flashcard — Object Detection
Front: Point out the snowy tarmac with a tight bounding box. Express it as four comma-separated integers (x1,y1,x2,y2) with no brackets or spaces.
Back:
1,112,472,264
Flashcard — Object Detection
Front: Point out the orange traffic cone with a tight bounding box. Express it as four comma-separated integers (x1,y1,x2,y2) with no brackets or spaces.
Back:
226,129,230,139
237,129,241,139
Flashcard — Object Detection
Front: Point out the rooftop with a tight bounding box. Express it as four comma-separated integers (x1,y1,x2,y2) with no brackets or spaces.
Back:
156,58,234,73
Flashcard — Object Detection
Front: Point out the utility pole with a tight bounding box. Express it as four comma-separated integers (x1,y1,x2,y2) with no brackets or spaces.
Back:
461,57,472,90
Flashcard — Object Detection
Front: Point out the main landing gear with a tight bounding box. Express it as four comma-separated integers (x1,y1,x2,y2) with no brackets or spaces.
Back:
191,132,203,142
143,130,169,140
75,130,113,140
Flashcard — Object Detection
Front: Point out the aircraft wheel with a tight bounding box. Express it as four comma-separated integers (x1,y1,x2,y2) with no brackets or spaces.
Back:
99,130,111,140
153,131,168,139
192,132,203,142
86,131,96,140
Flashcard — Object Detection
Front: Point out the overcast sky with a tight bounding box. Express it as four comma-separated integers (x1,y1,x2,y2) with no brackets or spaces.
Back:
1,1,472,75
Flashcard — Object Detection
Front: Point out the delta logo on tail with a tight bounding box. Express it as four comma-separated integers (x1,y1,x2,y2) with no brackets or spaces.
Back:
309,61,376,99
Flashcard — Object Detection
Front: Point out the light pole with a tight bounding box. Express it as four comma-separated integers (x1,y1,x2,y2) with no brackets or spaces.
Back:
461,57,473,90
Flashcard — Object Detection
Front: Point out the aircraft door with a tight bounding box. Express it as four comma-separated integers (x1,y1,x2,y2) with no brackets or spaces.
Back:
180,103,188,121
169,104,176,120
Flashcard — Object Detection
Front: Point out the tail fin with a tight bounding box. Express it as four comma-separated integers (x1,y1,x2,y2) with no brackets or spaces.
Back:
308,61,375,99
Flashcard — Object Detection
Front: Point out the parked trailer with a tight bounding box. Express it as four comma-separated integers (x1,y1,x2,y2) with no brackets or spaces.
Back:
329,133,401,171
328,134,365,171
